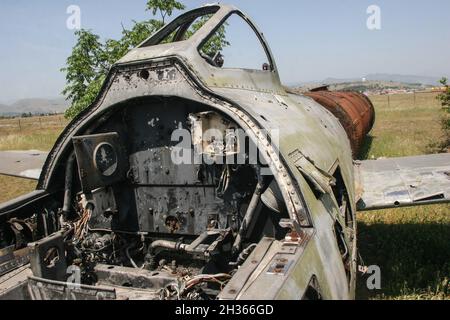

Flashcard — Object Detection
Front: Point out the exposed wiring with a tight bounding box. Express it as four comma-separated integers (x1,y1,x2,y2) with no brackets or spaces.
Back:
159,273,232,300
126,244,139,269
216,165,231,196
74,207,92,240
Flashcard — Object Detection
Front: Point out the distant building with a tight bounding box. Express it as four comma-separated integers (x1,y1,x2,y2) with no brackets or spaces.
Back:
431,86,447,92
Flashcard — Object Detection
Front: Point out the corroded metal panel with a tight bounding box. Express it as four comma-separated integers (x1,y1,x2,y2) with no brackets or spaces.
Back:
355,153,450,210
0,150,48,180
304,90,375,157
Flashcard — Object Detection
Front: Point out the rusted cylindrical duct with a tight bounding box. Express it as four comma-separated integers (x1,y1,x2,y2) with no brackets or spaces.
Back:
304,89,375,157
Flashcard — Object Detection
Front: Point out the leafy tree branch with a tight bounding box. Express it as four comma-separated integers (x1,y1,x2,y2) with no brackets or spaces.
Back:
62,1,184,119
436,77,450,149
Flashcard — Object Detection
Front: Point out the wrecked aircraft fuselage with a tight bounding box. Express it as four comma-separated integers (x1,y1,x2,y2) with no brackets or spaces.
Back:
0,4,381,300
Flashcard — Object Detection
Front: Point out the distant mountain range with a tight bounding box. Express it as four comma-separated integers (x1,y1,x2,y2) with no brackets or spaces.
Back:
294,74,444,87
0,74,445,115
364,74,442,85
0,98,68,116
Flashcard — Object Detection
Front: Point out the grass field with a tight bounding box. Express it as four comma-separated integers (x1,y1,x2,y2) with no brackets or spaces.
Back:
0,95,448,300
357,92,449,300
0,115,66,151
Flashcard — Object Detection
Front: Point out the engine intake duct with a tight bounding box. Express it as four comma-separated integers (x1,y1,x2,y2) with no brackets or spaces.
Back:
304,87,375,157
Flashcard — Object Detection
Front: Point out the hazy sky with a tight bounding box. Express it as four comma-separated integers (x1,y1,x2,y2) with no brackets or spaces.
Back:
0,0,449,103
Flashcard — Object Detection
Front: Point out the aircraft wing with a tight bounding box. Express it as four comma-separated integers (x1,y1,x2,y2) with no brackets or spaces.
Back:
0,150,48,180
355,153,450,211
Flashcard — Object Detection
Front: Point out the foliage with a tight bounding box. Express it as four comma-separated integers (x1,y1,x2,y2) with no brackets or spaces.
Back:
62,1,184,119
146,0,185,24
436,77,450,148
189,15,230,58
63,73,106,119
61,30,105,109
437,77,450,109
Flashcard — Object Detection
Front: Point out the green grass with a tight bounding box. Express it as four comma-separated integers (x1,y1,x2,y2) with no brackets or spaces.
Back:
356,92,450,300
0,175,37,204
360,92,446,158
0,115,65,203
0,115,66,151
0,128,63,151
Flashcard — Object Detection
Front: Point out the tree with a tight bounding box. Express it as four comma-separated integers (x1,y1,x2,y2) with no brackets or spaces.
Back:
62,1,185,119
437,77,450,109
190,15,230,59
436,77,450,148
146,0,185,24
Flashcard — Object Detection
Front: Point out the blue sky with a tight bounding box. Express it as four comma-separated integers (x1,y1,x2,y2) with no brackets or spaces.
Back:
0,0,449,103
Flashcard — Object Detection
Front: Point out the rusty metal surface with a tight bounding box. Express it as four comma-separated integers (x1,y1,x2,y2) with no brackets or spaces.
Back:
94,264,178,289
27,276,117,300
304,90,375,157
0,265,32,300
355,153,450,210
0,246,30,277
